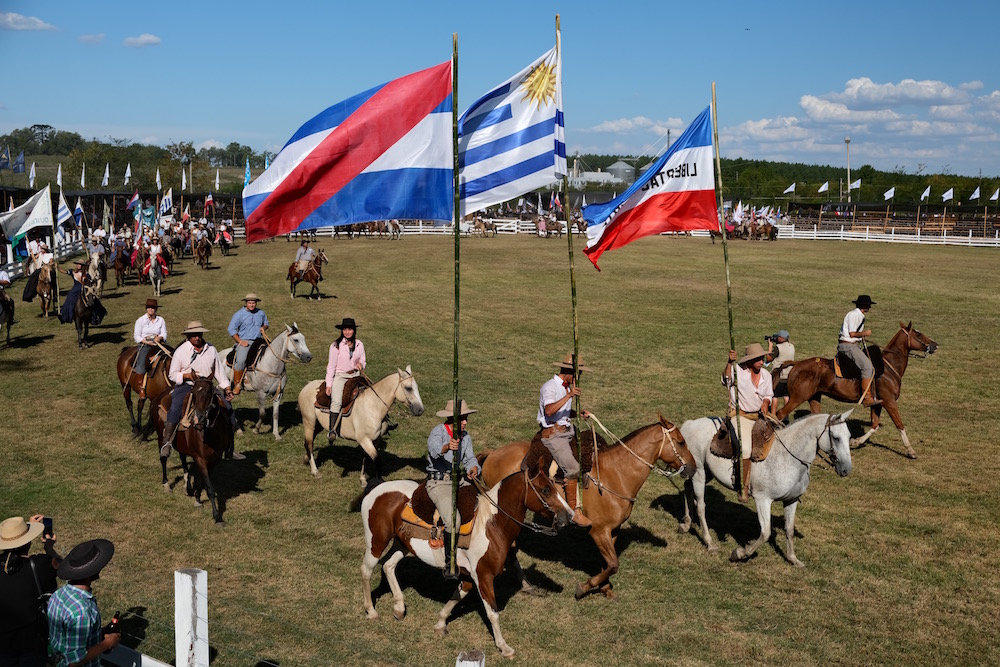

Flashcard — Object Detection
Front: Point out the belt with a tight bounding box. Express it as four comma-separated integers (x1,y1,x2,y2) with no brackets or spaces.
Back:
738,410,760,421
427,471,452,481
540,423,570,438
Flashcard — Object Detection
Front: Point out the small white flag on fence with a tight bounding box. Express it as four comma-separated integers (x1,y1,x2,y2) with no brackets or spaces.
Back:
156,168,161,191
29,162,35,188
817,181,829,193
102,163,109,187
124,163,132,186
969,187,980,201
849,179,861,190
215,169,220,191
883,187,895,200
182,167,187,191
942,188,954,202
991,188,1000,202
921,185,930,201
80,163,85,189
57,164,62,188
783,182,795,194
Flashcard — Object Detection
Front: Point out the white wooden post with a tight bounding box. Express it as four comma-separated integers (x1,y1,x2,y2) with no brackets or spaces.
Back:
175,568,208,667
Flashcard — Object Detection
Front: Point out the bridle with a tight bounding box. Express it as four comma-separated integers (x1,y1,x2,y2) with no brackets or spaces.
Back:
778,414,837,469
472,471,560,536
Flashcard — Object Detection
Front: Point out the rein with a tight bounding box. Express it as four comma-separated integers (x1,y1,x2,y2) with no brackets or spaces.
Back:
471,472,559,536
775,414,834,469
583,413,685,503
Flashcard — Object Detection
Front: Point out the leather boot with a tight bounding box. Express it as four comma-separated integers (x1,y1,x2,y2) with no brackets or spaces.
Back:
160,421,178,458
327,413,340,442
738,459,752,503
232,369,245,395
861,377,882,406
133,372,147,399
565,479,592,528
441,532,460,580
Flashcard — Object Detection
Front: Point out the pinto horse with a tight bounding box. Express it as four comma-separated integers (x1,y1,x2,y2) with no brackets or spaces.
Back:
480,416,696,599
361,469,572,658
775,322,938,458
117,343,174,436
286,251,329,300
147,374,234,525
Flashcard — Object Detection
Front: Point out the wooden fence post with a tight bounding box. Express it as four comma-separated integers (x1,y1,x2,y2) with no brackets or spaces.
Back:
175,568,208,667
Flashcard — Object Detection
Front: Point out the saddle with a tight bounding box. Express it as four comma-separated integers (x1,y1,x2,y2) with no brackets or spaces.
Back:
521,428,598,483
314,376,371,414
834,345,885,380
710,416,780,462
400,483,478,548
224,338,268,371
157,389,230,432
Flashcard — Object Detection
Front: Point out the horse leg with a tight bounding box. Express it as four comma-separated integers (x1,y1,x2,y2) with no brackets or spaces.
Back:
731,498,773,563
379,550,407,621
303,410,320,476
503,547,538,595
270,389,283,440
478,573,515,658
781,500,804,567
575,527,619,600
161,453,170,491
693,470,718,552
434,581,473,635
199,461,224,525
123,384,140,435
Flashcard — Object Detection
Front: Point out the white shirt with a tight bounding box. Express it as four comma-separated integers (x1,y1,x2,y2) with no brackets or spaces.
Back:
134,314,167,343
0,269,10,284
723,364,774,413
149,243,161,258
839,308,865,344
28,240,39,255
39,252,53,265
169,340,230,389
538,375,572,428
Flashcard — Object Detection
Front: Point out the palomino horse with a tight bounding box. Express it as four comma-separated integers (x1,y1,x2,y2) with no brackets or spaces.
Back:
223,324,313,439
35,263,55,319
194,237,212,269
286,251,329,300
297,366,423,483
361,469,572,659
775,322,938,458
148,374,234,525
678,411,853,566
87,253,105,297
480,416,697,599
117,343,174,436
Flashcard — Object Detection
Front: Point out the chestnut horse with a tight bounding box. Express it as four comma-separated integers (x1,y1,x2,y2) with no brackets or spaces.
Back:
194,237,211,269
113,249,130,287
35,263,55,318
361,470,572,658
116,344,174,436
480,416,696,599
286,250,329,300
775,322,938,458
147,374,234,525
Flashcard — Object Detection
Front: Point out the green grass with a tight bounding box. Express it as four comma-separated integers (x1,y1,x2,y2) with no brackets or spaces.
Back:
2,234,998,666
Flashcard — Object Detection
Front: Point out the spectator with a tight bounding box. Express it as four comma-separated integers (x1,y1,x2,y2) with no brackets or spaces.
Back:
47,539,118,667
765,329,795,415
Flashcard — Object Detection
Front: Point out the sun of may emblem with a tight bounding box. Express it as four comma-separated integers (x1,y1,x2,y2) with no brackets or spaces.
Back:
520,61,557,109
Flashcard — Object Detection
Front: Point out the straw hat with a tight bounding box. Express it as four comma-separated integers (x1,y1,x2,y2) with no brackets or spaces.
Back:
242,293,261,302
57,539,115,581
552,353,592,373
0,517,44,551
182,321,209,335
739,342,767,364
436,399,477,419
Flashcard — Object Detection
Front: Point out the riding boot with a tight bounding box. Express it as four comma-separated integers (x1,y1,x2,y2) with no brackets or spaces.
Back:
232,369,245,396
738,459,752,503
565,479,592,528
133,372,147,399
861,377,882,406
327,413,339,442
160,421,178,458
441,533,460,580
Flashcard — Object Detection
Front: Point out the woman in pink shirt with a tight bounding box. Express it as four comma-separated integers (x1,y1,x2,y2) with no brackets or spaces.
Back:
325,318,366,433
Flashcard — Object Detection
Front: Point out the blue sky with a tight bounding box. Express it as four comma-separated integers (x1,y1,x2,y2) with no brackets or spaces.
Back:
2,0,999,177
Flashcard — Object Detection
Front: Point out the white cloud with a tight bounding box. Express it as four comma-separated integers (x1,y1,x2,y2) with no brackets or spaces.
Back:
0,12,56,30
580,115,683,136
79,33,104,44
123,33,161,48
800,96,902,123
197,139,224,151
828,77,974,108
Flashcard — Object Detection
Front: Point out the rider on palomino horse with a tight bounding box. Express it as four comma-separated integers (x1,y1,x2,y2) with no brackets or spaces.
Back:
838,295,882,407
723,342,774,503
132,298,167,399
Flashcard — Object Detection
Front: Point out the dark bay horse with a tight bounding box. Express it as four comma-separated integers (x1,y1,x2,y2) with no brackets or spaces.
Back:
361,470,571,658
148,375,234,525
113,249,130,287
117,344,174,435
194,237,212,269
68,277,99,348
775,322,938,458
286,250,329,299
480,416,696,599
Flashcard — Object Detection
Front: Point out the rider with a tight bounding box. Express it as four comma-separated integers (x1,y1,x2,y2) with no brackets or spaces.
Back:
160,321,242,459
324,317,365,439
227,294,269,395
839,295,882,407
0,267,15,323
132,298,167,399
426,399,480,580
145,236,167,278
723,343,774,503
537,353,592,528
294,240,316,280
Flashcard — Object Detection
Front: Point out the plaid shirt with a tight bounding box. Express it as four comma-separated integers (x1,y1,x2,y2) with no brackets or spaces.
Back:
47,584,102,667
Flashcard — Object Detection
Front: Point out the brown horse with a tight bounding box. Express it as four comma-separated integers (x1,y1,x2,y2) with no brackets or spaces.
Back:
147,375,234,525
194,237,212,269
775,322,938,458
361,470,572,658
286,250,329,300
134,246,149,284
70,277,98,349
116,344,174,436
35,263,55,319
113,249,130,287
480,416,696,599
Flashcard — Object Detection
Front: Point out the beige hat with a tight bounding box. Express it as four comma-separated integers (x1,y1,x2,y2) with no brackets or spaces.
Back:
242,293,261,302
436,399,477,419
182,321,209,335
739,342,767,364
0,517,44,551
552,353,592,373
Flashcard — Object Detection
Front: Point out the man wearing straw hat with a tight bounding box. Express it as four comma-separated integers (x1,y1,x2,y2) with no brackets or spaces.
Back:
538,353,593,528
723,343,775,503
426,399,479,579
47,538,119,667
294,239,315,280
839,295,882,407
131,299,167,399
227,293,269,396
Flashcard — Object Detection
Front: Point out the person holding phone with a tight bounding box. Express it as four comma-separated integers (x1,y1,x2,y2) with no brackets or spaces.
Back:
48,539,119,667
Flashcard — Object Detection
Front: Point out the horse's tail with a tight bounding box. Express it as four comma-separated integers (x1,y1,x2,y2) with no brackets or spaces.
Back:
140,402,159,441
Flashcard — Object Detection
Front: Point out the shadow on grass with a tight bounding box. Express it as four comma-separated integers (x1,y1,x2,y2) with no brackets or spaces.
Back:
87,330,128,346
2,334,53,350
162,451,269,523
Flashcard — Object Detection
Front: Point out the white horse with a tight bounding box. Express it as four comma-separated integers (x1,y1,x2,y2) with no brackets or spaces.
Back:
297,366,423,483
678,410,853,566
150,256,163,297
224,324,313,440
87,253,105,298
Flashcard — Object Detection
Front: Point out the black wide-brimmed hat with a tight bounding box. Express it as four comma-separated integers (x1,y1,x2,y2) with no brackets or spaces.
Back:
853,295,876,308
57,539,115,580
335,318,357,330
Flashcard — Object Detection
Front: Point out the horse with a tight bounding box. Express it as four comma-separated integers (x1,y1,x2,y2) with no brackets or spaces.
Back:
297,366,423,484
545,219,563,238
150,255,164,297
113,249,130,287
0,293,13,346
70,277,98,349
286,251,329,300
168,234,185,261
87,253,105,297
147,374,234,525
480,416,697,599
194,237,212,269
677,410,853,566
117,343,174,436
389,220,402,240
134,246,149,284
775,322,938,458
35,263,54,319
361,469,572,658
222,324,313,439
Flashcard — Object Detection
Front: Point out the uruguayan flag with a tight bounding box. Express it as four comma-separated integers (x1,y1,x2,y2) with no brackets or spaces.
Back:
459,38,566,217
159,188,173,215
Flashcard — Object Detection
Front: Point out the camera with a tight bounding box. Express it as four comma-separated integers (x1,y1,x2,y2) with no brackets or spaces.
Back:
764,335,775,342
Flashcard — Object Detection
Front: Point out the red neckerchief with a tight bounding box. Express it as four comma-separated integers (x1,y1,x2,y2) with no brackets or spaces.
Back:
444,423,453,438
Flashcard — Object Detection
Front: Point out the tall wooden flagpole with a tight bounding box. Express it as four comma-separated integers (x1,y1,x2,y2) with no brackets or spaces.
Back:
449,32,462,579
712,83,743,489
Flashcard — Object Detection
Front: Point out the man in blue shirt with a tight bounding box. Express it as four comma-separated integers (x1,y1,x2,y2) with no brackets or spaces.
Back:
227,293,268,395
48,539,118,667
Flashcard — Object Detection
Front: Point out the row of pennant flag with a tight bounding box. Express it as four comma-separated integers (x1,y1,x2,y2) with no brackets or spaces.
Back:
783,180,1000,203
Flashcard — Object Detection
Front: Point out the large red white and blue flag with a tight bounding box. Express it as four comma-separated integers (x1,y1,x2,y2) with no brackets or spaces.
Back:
582,106,718,270
243,61,453,243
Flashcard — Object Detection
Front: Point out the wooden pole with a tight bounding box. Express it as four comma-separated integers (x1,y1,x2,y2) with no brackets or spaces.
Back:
448,32,461,579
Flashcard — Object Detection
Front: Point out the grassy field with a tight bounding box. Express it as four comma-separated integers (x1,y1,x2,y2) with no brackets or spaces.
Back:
2,233,998,666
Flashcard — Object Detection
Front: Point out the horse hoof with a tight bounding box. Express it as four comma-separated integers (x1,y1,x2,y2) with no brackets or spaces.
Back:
574,584,587,600
906,450,917,460
366,610,379,621
215,520,226,528
273,433,282,441
393,608,406,622
677,522,689,534
500,647,515,659
707,543,720,554
433,626,446,636
729,548,744,563
163,483,171,493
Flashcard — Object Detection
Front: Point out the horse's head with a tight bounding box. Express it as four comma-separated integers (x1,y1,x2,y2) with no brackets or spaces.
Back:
285,323,313,363
525,470,572,530
190,373,216,430
318,250,329,265
395,365,424,416
656,415,696,479
900,321,938,357
823,410,854,477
